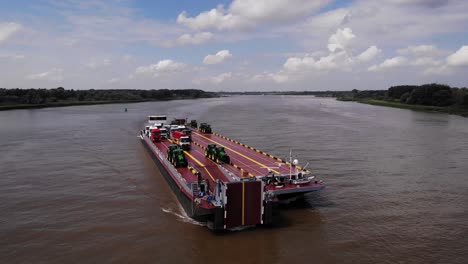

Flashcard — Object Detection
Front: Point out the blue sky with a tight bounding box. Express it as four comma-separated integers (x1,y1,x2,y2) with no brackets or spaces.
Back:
0,0,467,91
135,1,232,20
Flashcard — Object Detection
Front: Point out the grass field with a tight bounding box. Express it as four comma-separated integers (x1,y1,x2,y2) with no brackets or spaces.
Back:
357,99,468,117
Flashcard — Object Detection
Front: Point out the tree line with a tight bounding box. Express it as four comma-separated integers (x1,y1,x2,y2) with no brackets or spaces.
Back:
220,90,357,97
0,87,215,106
341,83,468,107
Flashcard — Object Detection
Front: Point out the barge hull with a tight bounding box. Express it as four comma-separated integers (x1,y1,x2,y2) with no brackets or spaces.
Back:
141,137,217,224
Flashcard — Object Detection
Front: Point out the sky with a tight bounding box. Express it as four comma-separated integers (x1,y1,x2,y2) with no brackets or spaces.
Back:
0,0,467,91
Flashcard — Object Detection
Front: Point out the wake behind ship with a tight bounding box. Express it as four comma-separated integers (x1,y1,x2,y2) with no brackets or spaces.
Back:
140,115,325,231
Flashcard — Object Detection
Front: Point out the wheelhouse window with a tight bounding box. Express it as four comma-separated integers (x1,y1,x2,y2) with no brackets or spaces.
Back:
149,116,167,121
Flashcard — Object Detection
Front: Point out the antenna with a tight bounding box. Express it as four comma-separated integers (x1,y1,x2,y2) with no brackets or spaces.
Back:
289,149,292,181
293,159,299,178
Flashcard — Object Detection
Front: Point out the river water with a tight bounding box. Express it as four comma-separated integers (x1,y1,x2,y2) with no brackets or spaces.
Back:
1,95,467,264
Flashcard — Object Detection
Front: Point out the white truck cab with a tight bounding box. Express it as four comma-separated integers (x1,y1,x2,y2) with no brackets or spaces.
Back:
178,136,191,150
159,127,168,138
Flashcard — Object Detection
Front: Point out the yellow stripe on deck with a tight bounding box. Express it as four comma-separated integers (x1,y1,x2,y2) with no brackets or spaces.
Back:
183,151,216,182
194,132,280,174
209,132,311,173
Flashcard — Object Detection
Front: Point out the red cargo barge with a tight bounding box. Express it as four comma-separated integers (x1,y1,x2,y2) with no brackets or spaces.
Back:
140,116,325,230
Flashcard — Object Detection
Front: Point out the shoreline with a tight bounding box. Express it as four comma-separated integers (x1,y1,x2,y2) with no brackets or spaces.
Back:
343,99,468,117
0,96,212,111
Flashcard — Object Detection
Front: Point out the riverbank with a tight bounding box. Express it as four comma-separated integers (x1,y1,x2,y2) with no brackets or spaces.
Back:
344,99,468,117
0,97,209,111
0,88,216,111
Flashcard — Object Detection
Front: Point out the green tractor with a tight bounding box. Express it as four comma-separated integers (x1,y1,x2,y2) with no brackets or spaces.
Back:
189,120,198,128
171,149,188,168
199,123,212,134
167,144,179,163
167,144,187,167
205,143,230,164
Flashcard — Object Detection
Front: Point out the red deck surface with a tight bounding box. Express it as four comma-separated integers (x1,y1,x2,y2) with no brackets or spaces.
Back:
190,131,324,193
191,131,299,177
149,129,323,195
154,139,231,186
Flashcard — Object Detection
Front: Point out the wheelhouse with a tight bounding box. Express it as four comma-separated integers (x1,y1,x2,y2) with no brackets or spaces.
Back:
148,115,167,124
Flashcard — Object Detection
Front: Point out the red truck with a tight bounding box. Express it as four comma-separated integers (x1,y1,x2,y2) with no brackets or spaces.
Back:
172,130,191,150
150,128,162,142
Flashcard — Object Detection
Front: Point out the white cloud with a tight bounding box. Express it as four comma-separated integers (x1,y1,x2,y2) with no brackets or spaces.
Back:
2,0,467,91
447,46,468,67
328,28,355,52
410,57,441,66
107,78,120,83
176,32,214,45
295,0,468,53
210,72,232,84
356,45,381,62
424,65,452,75
87,58,111,69
267,28,377,83
283,57,315,72
177,0,331,31
229,0,331,22
386,0,449,8
0,22,22,44
136,60,186,76
193,72,233,85
299,8,349,41
203,50,232,65
27,68,64,81
253,71,289,83
177,7,248,31
282,28,360,74
397,45,440,56
368,56,407,71
63,12,184,48
271,73,289,83
284,51,351,72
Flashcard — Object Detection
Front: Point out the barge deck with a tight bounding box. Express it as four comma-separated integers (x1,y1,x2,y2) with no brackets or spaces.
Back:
140,117,324,230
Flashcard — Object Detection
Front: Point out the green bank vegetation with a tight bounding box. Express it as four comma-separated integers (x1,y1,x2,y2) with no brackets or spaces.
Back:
335,84,468,117
0,87,216,110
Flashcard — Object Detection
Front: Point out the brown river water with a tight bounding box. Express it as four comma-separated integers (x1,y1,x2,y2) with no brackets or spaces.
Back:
1,95,467,264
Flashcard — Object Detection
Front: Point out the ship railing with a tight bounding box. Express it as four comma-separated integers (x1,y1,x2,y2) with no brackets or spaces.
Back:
188,163,224,206
146,137,192,193
189,182,200,196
